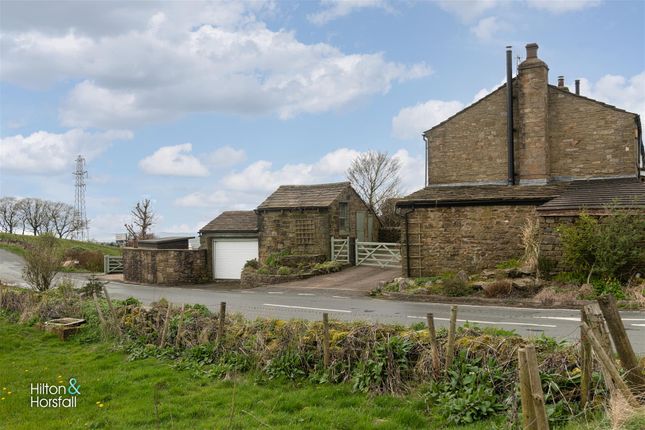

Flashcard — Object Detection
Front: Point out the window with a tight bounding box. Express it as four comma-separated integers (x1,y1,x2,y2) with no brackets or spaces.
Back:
295,218,315,246
339,202,349,233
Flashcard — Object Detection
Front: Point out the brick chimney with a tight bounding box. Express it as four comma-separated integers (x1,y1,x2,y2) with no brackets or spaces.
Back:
517,43,550,184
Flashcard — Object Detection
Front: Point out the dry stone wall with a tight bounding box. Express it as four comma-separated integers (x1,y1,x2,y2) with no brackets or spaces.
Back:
123,248,209,285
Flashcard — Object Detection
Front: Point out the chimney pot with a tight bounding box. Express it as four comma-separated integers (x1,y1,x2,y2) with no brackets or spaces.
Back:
558,76,565,87
526,43,539,59
575,79,580,95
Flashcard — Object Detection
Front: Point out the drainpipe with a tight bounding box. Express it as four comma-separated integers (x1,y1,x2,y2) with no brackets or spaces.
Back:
423,135,429,187
506,46,516,185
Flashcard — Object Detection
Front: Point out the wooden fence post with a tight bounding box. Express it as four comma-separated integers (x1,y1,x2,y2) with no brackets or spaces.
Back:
445,305,458,370
597,295,645,392
174,304,185,347
426,313,441,375
323,313,330,368
579,308,592,409
518,348,538,430
218,302,227,341
525,345,549,430
159,303,172,348
581,322,640,407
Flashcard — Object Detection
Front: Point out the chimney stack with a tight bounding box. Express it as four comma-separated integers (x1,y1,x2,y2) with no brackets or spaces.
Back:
517,42,550,184
558,76,565,87
575,79,580,95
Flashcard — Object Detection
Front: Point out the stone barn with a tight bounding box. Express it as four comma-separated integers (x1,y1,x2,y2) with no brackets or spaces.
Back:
396,42,644,277
255,182,379,263
199,182,380,280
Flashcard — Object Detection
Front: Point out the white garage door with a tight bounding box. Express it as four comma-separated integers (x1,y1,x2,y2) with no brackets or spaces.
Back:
213,239,258,279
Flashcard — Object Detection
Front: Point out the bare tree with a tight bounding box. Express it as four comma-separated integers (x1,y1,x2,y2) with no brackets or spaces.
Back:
20,198,48,235
22,233,62,291
48,201,79,238
125,198,155,241
346,151,402,216
0,197,22,233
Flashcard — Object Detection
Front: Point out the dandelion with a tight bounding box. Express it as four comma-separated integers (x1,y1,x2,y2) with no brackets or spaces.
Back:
99,403,104,408
1,397,5,401
7,392,11,395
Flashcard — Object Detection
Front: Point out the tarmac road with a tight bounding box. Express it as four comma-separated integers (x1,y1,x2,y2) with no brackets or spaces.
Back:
2,249,644,352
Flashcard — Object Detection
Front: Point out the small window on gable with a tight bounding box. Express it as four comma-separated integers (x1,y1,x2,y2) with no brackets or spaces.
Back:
339,202,349,233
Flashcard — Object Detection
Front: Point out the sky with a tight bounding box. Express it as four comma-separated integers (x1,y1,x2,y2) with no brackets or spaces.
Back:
1,0,644,241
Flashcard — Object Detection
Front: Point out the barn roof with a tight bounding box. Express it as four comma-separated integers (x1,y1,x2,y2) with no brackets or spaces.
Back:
257,182,351,210
200,211,258,232
537,178,645,212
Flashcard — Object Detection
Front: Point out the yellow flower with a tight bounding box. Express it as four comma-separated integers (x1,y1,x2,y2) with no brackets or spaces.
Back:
96,401,101,404
2,387,5,391
572,367,581,374
99,404,104,408
7,392,11,395
1,397,5,401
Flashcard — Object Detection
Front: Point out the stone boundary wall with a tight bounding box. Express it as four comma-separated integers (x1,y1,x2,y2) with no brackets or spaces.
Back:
402,205,537,277
123,248,209,285
538,215,575,272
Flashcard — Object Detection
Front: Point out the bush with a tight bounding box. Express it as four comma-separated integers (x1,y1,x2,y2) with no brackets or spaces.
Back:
63,247,103,272
482,280,513,298
276,266,292,276
22,234,62,292
495,259,521,270
244,259,259,270
265,250,291,268
424,352,502,424
442,277,472,297
559,210,645,282
79,274,107,298
311,260,343,274
592,278,625,299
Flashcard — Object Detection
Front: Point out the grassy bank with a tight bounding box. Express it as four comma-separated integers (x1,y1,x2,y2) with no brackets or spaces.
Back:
0,232,122,257
0,319,502,430
0,232,121,272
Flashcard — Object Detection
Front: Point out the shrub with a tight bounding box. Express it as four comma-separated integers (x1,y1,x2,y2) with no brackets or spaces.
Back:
63,247,103,272
591,278,625,300
482,280,513,298
265,250,291,268
311,260,343,274
79,274,106,298
424,352,502,424
244,259,259,270
559,210,645,282
277,266,292,276
534,287,557,306
442,277,472,297
22,234,62,292
265,351,306,380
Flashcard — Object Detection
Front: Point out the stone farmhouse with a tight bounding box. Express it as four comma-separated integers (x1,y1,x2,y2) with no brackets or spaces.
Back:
200,182,379,280
396,43,645,277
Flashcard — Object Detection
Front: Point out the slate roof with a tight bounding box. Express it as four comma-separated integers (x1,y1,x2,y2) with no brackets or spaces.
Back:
200,211,258,232
397,183,564,207
537,178,645,212
257,182,350,210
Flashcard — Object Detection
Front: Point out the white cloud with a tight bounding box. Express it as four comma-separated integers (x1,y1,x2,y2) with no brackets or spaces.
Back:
579,71,645,119
176,147,424,209
0,128,132,175
470,16,507,42
139,143,209,177
1,3,430,129
308,0,388,25
208,146,247,167
526,0,601,13
391,100,464,140
437,0,500,22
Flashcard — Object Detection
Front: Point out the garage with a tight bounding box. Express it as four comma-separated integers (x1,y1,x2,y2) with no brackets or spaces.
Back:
198,210,260,280
213,239,258,279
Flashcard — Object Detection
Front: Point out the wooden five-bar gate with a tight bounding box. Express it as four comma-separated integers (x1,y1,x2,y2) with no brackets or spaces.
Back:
331,237,400,269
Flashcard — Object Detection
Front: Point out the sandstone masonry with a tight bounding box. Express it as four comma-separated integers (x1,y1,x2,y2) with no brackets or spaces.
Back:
123,248,209,285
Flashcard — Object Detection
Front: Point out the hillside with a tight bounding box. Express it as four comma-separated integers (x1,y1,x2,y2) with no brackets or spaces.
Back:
0,232,121,272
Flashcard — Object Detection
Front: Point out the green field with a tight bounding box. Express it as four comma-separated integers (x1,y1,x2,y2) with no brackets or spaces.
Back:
0,319,617,430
